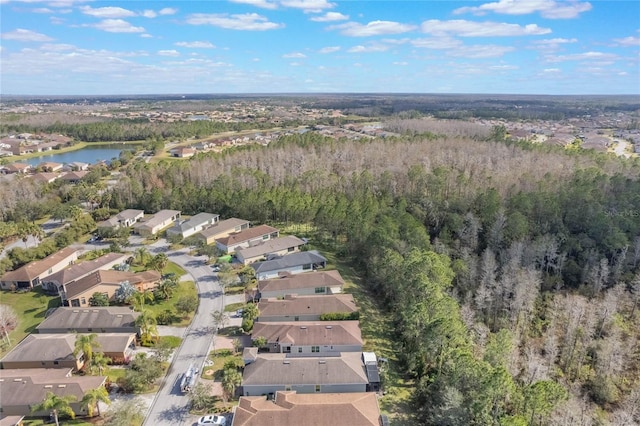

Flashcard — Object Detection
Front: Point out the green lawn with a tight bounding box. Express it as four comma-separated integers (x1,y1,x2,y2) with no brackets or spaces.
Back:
0,288,61,356
144,280,197,326
23,418,94,426
223,302,244,313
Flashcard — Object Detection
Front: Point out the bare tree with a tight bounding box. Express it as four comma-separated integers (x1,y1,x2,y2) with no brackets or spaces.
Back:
0,304,18,346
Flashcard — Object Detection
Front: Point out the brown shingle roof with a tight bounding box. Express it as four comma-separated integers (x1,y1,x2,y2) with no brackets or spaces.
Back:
64,269,161,299
242,352,368,387
1,247,79,284
258,270,344,294
0,368,106,410
216,225,279,247
235,236,306,260
258,294,357,318
44,253,129,286
252,321,362,347
233,391,381,426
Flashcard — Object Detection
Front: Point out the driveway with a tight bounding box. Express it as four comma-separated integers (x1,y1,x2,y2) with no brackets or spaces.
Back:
142,241,225,426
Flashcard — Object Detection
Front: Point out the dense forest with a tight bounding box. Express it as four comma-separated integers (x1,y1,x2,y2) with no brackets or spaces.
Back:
1,120,639,424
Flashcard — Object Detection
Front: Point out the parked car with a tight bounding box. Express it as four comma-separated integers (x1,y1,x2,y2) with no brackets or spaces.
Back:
211,264,221,272
198,415,226,425
236,309,244,318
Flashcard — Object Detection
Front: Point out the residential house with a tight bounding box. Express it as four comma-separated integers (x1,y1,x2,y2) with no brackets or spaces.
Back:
0,369,106,418
166,212,219,239
97,209,144,230
3,163,32,174
66,161,89,171
241,352,369,396
169,147,196,158
232,391,382,426
61,269,161,307
257,270,344,299
0,247,79,290
257,294,357,322
133,209,181,236
41,252,130,294
32,172,59,184
215,225,280,254
252,321,363,354
36,306,140,335
235,236,306,265
251,250,327,280
0,333,135,369
196,218,250,245
60,171,88,184
38,162,63,172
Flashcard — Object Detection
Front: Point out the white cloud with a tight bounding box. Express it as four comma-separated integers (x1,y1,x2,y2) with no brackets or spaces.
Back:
80,6,136,19
50,16,65,24
613,36,640,47
422,19,551,37
330,20,417,37
533,37,577,46
310,12,348,22
453,0,592,19
289,61,302,66
347,44,389,53
140,33,153,38
318,46,340,53
411,37,463,49
229,0,278,9
142,10,157,18
158,7,178,15
545,51,618,62
186,13,284,31
91,19,145,33
175,41,216,48
280,0,335,13
282,52,306,58
1,28,53,42
158,50,180,56
32,7,54,13
543,68,561,73
446,44,515,58
393,61,408,65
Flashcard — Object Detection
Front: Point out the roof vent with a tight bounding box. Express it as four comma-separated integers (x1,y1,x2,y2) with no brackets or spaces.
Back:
13,378,22,382
318,360,326,364
58,384,66,388
116,315,123,318
300,326,307,329
44,385,53,388
283,360,291,364
92,310,99,313
72,310,79,313
325,326,332,329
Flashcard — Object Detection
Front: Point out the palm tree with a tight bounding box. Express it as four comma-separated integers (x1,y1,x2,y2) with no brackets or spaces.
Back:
155,279,174,300
31,391,76,426
128,290,154,311
74,333,100,368
150,253,169,272
135,309,158,345
81,386,111,417
134,247,150,267
222,368,242,403
88,351,111,376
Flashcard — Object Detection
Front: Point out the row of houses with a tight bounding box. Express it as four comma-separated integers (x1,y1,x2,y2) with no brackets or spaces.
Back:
0,306,140,420
228,261,386,425
0,161,89,175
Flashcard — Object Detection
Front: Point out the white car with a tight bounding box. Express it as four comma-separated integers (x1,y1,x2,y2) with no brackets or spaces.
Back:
198,415,226,426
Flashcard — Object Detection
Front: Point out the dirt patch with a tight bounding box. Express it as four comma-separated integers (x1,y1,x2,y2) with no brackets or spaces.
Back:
203,369,214,377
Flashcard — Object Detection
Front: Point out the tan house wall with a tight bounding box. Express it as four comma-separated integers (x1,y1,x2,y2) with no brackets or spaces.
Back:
0,250,78,290
197,223,249,245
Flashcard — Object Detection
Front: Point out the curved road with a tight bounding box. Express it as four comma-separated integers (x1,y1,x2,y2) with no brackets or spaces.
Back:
141,241,224,426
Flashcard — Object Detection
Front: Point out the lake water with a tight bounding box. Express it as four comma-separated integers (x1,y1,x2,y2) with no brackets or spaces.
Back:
24,144,131,167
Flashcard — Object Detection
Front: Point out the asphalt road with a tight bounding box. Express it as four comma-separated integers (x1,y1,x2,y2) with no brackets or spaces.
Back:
142,241,224,426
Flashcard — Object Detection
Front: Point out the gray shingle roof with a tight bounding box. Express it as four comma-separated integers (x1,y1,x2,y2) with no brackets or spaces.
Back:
36,306,140,332
252,250,327,275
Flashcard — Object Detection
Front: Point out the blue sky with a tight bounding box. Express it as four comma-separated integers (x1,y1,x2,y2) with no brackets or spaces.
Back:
1,0,638,95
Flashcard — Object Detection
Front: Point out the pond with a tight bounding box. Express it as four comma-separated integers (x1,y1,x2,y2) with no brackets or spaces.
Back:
23,144,132,167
